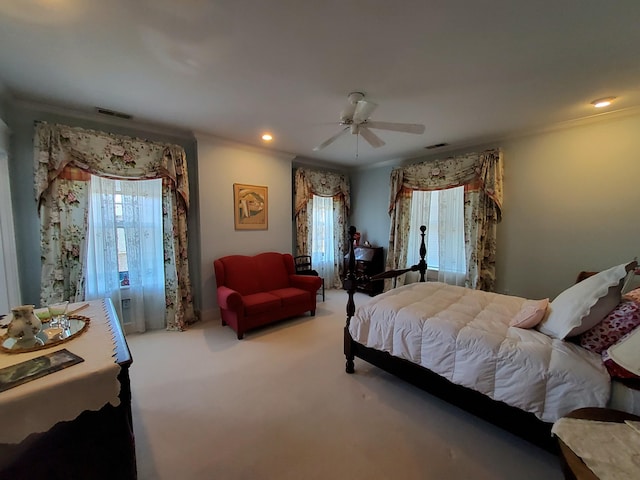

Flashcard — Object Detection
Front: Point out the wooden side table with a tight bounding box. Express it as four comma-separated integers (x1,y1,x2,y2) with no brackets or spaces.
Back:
557,407,640,480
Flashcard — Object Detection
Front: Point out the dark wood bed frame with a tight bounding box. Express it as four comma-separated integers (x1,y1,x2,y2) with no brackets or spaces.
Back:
342,226,557,452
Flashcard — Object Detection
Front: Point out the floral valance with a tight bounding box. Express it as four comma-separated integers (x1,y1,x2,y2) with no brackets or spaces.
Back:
389,148,503,215
294,167,350,215
34,123,190,209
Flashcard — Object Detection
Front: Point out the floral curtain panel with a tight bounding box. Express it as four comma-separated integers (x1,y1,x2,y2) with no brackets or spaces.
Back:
386,148,503,291
39,171,90,304
294,168,350,288
34,123,195,331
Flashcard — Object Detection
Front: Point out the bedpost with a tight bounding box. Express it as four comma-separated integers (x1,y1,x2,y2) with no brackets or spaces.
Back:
418,225,427,282
343,225,357,373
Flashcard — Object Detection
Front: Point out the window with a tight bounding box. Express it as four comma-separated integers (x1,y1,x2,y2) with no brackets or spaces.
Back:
311,195,335,281
0,122,21,312
114,186,131,286
407,186,466,284
85,176,166,333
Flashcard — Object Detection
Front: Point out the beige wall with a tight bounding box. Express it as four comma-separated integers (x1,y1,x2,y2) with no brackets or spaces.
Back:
497,111,640,299
196,134,296,320
350,110,640,301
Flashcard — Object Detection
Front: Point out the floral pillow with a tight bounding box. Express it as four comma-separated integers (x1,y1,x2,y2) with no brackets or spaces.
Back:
577,298,640,354
624,286,640,303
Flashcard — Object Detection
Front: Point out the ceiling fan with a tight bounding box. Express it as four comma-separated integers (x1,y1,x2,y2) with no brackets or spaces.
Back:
313,92,426,152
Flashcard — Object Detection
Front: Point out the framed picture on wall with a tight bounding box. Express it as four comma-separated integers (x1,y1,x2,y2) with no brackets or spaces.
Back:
233,183,268,230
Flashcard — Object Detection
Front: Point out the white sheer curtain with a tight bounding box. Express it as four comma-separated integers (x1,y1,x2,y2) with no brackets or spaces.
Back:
406,190,430,284
437,186,466,285
408,186,466,286
311,195,336,282
84,175,166,333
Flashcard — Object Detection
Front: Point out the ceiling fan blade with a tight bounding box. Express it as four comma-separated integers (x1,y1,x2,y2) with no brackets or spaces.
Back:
353,100,378,124
365,121,426,134
313,127,349,151
359,126,385,148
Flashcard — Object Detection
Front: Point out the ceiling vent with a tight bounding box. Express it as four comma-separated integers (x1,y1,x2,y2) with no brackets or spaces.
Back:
425,142,449,150
95,107,132,120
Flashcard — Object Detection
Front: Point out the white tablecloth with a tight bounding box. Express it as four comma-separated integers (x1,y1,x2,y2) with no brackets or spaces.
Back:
0,299,121,444
553,417,640,480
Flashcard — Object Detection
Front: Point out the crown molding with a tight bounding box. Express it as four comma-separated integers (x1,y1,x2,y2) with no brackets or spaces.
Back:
292,156,350,173
351,105,640,172
194,130,296,162
9,96,195,140
498,104,640,142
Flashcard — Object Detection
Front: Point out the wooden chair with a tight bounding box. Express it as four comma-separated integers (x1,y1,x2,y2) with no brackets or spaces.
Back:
294,255,325,301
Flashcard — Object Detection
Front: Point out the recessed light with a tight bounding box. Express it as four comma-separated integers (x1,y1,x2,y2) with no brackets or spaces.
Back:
261,133,273,141
591,97,616,108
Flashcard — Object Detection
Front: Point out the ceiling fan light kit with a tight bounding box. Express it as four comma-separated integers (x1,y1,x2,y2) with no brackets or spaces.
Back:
314,91,426,152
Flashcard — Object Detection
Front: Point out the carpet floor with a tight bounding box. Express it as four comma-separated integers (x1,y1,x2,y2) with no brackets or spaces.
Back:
127,289,563,480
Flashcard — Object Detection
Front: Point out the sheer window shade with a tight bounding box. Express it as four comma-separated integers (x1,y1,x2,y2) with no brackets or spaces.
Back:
85,176,166,333
311,195,335,282
408,187,466,285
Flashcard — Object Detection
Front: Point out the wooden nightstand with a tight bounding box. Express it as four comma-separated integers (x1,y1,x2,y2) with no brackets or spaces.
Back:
557,407,640,480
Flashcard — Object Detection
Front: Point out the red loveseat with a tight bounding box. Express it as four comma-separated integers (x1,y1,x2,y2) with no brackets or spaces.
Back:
214,252,323,339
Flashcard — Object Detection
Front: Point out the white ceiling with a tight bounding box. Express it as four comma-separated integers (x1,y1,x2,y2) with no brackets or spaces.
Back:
1,0,639,168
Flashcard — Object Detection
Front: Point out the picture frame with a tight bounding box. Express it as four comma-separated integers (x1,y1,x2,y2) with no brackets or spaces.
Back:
233,183,268,230
0,349,84,392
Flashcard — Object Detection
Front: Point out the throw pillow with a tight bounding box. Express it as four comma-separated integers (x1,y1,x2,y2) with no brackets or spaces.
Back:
624,287,640,303
602,352,639,379
537,262,631,339
577,298,640,354
510,298,549,329
605,326,640,379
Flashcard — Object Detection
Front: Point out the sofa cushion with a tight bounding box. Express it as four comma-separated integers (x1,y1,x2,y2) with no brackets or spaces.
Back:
270,287,311,307
243,292,281,316
254,252,291,291
219,255,263,295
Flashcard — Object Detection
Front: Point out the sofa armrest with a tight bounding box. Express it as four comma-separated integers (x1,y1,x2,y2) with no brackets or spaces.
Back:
217,286,244,311
290,274,322,293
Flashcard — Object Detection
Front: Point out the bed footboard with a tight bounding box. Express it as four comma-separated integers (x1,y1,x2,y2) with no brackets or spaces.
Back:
343,224,427,374
342,225,555,452
343,226,358,374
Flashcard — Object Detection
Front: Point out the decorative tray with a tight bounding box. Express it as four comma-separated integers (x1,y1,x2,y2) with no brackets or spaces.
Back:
0,315,90,354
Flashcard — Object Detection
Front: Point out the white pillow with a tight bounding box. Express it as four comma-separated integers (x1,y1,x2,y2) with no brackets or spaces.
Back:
537,263,629,339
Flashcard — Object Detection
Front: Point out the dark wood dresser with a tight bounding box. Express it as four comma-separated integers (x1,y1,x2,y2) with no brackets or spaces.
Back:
343,246,384,296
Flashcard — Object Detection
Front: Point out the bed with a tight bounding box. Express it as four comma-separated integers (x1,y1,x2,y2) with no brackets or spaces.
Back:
343,226,640,451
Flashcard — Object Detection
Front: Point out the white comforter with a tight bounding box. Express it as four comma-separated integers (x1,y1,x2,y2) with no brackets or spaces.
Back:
349,282,610,423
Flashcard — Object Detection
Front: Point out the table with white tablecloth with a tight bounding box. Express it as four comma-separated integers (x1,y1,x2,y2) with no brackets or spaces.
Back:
0,298,136,479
